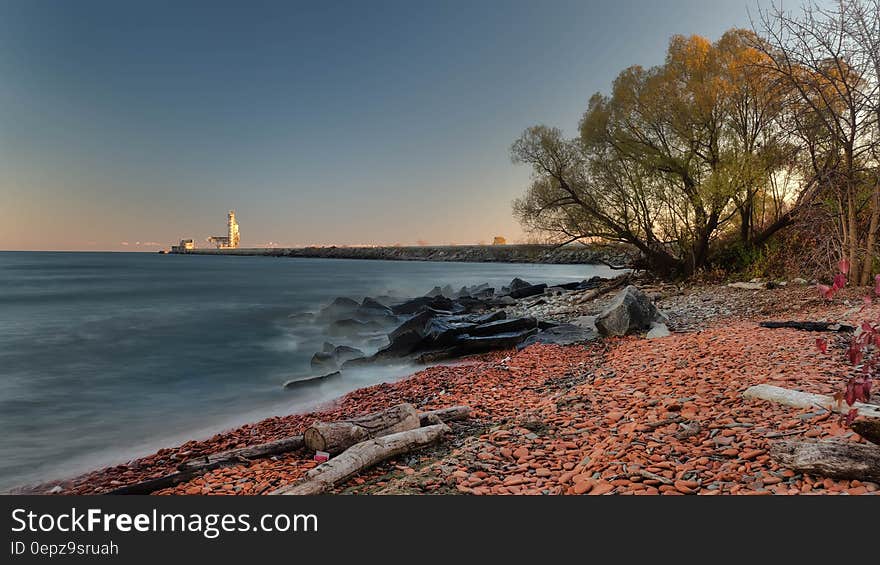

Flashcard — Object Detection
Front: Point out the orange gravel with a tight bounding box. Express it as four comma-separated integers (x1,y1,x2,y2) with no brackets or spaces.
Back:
46,291,879,496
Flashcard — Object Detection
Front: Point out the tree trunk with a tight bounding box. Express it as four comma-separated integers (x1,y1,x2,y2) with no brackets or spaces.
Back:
860,184,880,286
272,423,450,495
304,403,420,455
770,440,880,483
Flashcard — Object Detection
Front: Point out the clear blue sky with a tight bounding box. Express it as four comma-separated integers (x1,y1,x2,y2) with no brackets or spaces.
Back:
1,0,777,250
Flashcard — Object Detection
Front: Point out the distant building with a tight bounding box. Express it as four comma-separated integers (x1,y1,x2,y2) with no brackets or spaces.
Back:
171,239,194,253
492,236,507,245
208,210,240,249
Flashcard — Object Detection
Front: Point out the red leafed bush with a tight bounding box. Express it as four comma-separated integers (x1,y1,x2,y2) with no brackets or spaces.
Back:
815,261,877,427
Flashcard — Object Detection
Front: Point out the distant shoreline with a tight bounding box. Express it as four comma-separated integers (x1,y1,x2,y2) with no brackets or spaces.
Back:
168,243,630,266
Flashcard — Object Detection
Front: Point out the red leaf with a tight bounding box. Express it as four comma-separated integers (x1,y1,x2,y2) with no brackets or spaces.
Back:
833,274,847,290
847,344,863,365
817,284,834,299
815,338,828,354
845,408,858,427
845,382,856,405
839,258,851,275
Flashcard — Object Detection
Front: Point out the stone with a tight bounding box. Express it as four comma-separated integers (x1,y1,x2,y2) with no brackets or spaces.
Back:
283,371,341,389
317,297,360,321
376,329,425,357
456,328,538,351
310,351,337,371
508,278,533,292
333,345,364,364
509,283,548,299
422,318,477,346
388,310,434,342
646,322,671,339
595,286,661,337
469,317,537,336
517,324,600,349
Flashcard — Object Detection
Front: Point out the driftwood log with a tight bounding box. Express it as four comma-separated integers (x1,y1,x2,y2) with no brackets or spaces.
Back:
419,405,471,427
770,440,880,483
177,435,305,472
574,274,631,304
107,435,306,495
759,321,855,332
304,403,420,455
851,419,880,446
273,423,451,495
743,384,880,419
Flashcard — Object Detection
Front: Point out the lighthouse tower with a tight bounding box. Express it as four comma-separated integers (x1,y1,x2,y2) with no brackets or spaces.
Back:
227,210,240,248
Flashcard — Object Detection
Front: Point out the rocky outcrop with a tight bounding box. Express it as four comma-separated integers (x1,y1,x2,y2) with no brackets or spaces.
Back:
595,286,664,337
517,323,600,349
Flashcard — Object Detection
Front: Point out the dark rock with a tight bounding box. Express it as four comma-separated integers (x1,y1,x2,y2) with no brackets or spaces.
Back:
333,345,365,364
376,329,425,357
488,296,517,307
310,351,337,371
509,278,533,292
414,348,464,364
517,324,600,349
467,310,507,325
509,283,547,299
388,310,435,342
391,295,457,315
318,297,360,321
469,317,538,336
577,276,607,291
328,318,383,336
456,297,489,313
423,318,477,346
537,320,560,330
456,328,538,351
554,281,583,291
426,284,455,298
322,341,335,353
595,285,660,337
284,371,342,390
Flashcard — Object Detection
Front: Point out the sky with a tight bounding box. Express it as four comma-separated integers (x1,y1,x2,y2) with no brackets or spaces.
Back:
0,0,785,251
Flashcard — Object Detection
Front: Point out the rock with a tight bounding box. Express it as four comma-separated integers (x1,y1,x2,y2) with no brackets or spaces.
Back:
423,318,477,346
571,316,598,332
360,297,390,311
509,283,547,299
553,281,583,291
284,371,342,389
333,345,365,364
391,295,457,315
466,310,507,325
322,341,335,353
328,318,383,337
426,284,455,298
577,276,607,290
508,278,533,292
310,351,337,371
791,277,809,285
488,296,517,307
388,310,435,342
646,322,671,339
376,329,425,357
469,317,537,336
455,297,490,313
318,297,360,321
456,328,538,351
517,324,599,349
595,285,661,337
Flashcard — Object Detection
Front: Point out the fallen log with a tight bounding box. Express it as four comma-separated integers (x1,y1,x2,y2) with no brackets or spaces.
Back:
107,435,307,495
851,419,880,446
574,274,631,304
770,440,880,483
105,470,203,495
743,384,880,419
177,435,304,473
419,405,471,427
273,423,450,495
304,403,420,455
758,321,855,332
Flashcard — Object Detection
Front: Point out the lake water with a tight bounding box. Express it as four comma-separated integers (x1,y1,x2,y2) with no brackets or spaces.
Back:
0,251,616,491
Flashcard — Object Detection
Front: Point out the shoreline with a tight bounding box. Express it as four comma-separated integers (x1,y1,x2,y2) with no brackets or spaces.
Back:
24,281,880,496
168,243,631,266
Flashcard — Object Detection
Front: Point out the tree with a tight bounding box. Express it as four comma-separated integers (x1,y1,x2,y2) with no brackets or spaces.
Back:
754,0,880,284
512,30,799,276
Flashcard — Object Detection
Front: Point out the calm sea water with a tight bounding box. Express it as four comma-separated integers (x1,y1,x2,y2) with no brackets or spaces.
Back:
0,251,615,491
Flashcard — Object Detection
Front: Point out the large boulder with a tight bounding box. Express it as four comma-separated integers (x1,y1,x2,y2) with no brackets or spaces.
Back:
508,278,533,292
517,324,600,349
456,328,538,352
388,310,435,342
595,285,661,337
422,318,477,346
